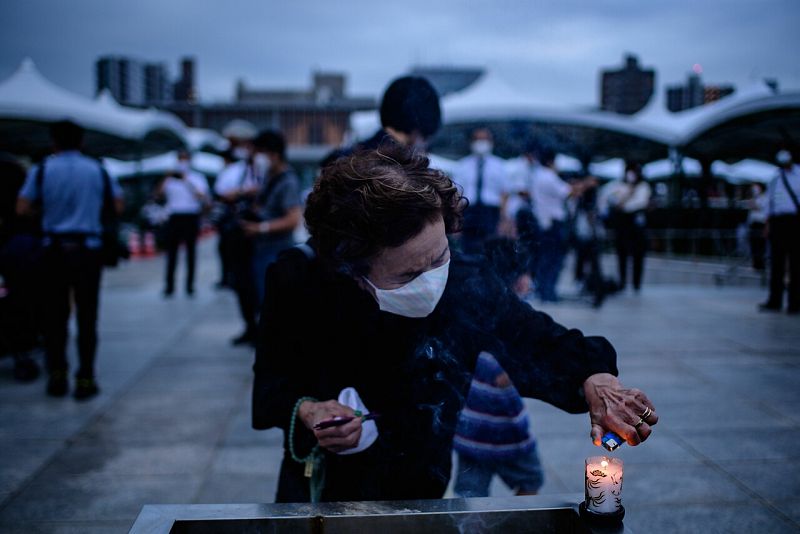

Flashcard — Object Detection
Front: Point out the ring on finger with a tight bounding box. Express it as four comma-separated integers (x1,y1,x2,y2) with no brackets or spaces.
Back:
639,406,652,420
634,417,645,429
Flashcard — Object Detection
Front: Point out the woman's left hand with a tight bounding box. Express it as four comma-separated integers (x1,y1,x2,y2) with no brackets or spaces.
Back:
583,373,658,446
298,399,363,453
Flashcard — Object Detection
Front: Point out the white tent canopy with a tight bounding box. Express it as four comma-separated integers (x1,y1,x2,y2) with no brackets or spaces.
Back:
348,110,381,142
633,80,782,142
221,119,257,140
0,58,187,159
186,128,228,153
555,153,582,174
442,73,553,119
589,158,626,180
643,158,702,180
711,159,778,184
442,73,676,142
436,71,799,164
434,72,677,162
103,151,224,180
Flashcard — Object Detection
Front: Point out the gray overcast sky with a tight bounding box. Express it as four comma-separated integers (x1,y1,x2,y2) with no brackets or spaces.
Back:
2,0,799,106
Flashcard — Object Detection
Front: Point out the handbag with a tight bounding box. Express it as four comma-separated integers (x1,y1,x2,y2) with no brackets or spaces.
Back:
209,164,255,231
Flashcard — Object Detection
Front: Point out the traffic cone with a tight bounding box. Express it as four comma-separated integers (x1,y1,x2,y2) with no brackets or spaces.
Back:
143,232,157,257
127,232,142,258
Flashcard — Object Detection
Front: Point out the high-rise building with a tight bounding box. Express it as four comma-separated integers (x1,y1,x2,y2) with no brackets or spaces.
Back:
173,57,196,103
96,55,190,106
599,54,655,115
96,56,145,106
143,63,171,106
666,72,734,112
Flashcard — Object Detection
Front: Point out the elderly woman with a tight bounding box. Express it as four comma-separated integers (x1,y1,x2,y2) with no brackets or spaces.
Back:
253,145,657,503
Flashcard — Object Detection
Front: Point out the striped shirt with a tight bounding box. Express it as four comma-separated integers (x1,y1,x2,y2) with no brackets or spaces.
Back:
453,352,534,460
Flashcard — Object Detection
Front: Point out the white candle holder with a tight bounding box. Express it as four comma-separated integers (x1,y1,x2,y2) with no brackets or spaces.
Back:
580,455,625,525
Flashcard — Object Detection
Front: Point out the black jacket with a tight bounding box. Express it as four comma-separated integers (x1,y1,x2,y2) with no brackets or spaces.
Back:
319,129,397,169
252,247,617,502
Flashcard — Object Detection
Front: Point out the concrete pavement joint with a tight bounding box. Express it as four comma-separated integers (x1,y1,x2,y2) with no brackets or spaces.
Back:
0,288,220,518
663,426,800,530
189,389,254,505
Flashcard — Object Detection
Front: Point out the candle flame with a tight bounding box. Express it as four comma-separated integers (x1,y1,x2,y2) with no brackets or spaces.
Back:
601,460,609,468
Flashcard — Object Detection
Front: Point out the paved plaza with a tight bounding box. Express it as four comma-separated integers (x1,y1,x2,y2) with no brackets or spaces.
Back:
0,242,798,533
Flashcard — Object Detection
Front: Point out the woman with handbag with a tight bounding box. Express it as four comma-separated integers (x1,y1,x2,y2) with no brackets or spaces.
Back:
605,163,651,293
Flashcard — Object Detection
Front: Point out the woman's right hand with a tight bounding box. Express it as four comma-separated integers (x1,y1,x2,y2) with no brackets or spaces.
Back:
298,399,362,453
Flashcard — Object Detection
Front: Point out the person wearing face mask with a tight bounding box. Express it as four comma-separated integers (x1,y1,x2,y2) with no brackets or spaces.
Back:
454,128,510,255
209,149,237,289
239,130,302,309
760,149,800,314
252,144,658,503
215,133,274,345
157,150,210,297
602,162,651,293
213,123,259,292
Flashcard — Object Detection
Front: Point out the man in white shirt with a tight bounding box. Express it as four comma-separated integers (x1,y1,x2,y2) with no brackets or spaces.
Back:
505,144,538,229
507,143,542,281
211,148,268,344
158,150,210,297
761,149,800,314
213,156,262,199
212,144,261,288
454,128,509,254
530,148,593,301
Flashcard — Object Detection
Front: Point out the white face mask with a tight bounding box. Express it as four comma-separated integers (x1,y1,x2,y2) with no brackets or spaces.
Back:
471,140,493,156
365,260,450,318
253,153,270,176
776,150,792,166
176,161,191,174
624,171,637,183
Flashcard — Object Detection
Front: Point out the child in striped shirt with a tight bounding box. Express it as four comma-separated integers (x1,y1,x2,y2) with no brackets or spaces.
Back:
453,351,544,497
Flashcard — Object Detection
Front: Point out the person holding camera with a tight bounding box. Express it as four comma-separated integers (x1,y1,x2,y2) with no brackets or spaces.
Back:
238,130,302,311
214,131,300,346
157,150,209,297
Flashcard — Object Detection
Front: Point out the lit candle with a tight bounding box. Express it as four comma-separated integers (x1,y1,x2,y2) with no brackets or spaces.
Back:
584,456,624,515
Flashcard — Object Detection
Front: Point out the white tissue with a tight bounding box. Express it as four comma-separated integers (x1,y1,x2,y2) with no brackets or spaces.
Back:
336,387,378,455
